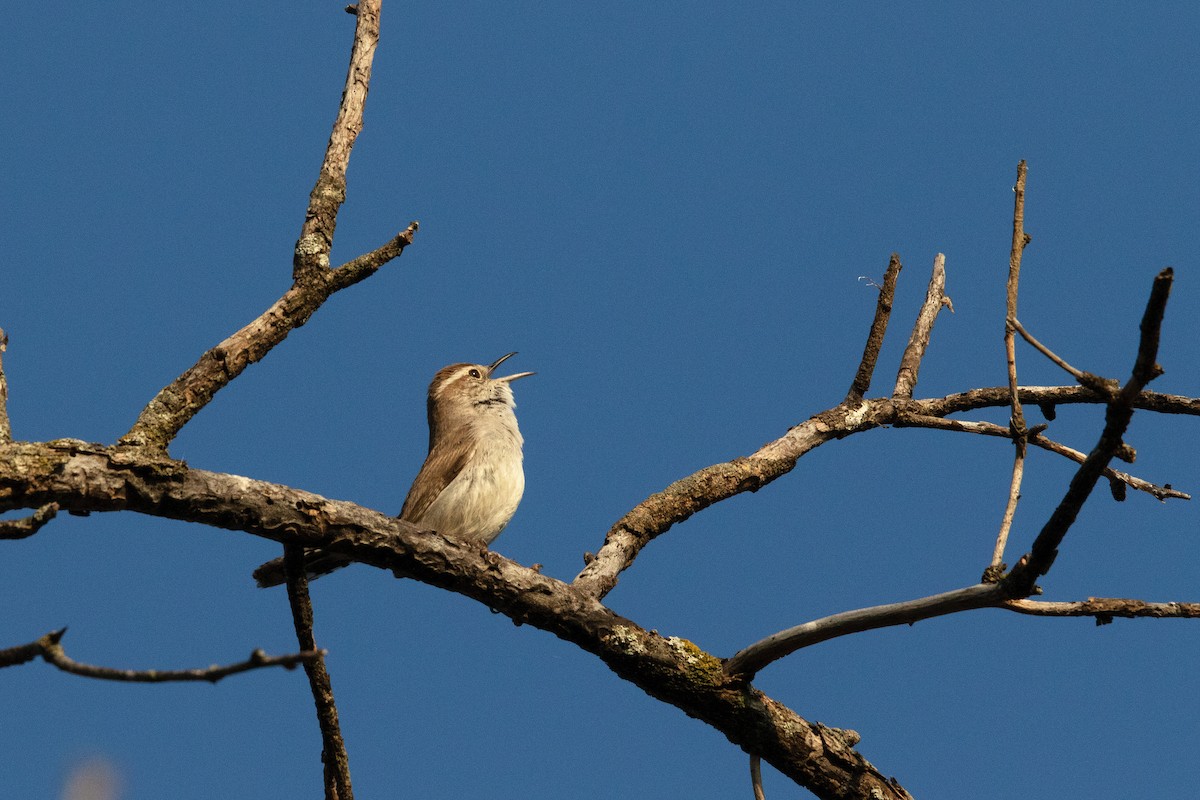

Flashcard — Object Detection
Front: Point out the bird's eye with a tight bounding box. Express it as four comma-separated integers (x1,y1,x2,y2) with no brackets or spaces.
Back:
468,368,482,379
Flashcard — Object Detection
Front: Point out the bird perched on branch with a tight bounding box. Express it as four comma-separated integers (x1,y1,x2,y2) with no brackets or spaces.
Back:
254,353,534,587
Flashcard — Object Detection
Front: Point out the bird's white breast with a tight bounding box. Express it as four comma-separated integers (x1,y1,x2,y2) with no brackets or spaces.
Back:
417,407,525,543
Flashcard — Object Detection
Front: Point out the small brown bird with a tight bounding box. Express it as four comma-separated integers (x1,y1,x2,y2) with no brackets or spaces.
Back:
254,353,533,587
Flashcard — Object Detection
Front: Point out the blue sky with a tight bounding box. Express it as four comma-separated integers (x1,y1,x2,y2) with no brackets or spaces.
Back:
3,3,1198,798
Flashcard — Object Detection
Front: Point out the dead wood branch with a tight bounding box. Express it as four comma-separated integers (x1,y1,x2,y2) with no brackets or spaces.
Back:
0,439,913,800
895,414,1187,501
285,545,354,800
0,627,320,682
1005,597,1200,622
1004,268,1173,596
0,327,9,443
996,159,1030,567
847,253,902,401
571,375,1198,602
294,0,381,279
893,253,950,399
119,0,408,454
922,385,1200,418
725,583,1005,679
0,502,58,539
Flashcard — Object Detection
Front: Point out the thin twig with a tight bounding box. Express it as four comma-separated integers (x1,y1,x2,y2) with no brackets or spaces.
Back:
896,414,1187,501
1005,597,1200,622
846,253,902,401
995,161,1030,568
284,544,354,800
0,502,59,539
0,627,321,681
892,253,949,399
0,326,10,443
329,222,420,291
1010,317,1091,384
750,754,766,800
1012,317,1121,397
1004,268,1173,596
922,385,1200,419
724,583,1006,679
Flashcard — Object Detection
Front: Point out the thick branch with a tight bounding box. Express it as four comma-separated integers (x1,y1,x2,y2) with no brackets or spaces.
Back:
846,253,902,401
1004,269,1173,595
892,253,949,399
0,627,320,682
0,440,912,800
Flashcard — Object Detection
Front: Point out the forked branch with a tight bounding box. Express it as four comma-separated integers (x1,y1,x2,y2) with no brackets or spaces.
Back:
1004,268,1173,595
119,0,409,453
894,414,1186,501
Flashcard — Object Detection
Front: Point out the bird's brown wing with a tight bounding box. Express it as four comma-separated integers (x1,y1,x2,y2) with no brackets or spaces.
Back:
399,439,473,524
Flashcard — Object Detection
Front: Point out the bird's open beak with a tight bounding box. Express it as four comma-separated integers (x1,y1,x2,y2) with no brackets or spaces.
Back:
489,352,535,383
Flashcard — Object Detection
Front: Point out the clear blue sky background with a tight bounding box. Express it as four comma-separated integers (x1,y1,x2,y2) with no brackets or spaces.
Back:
3,3,1198,798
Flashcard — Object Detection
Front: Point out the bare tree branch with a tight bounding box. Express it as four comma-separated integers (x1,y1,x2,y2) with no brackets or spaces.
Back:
119,0,407,453
571,376,1198,602
284,545,354,800
0,627,321,682
1005,597,1200,622
1004,268,1173,596
892,253,949,399
329,222,420,291
895,414,1187,502
0,502,59,540
0,440,914,800
994,160,1031,570
0,327,10,444
922,385,1200,418
1010,317,1091,384
846,253,902,401
725,583,1006,679
571,399,889,599
294,0,381,279
119,224,418,452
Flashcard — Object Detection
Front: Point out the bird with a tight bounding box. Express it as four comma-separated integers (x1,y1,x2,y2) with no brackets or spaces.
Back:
254,353,534,587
